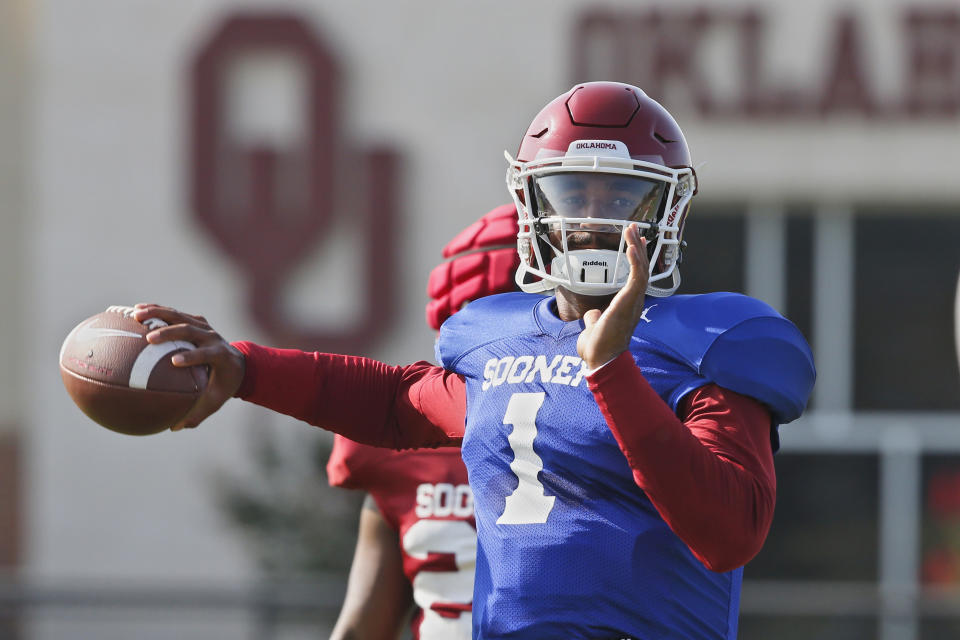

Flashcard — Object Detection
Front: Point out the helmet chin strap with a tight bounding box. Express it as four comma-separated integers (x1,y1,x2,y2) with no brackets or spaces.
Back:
550,249,629,296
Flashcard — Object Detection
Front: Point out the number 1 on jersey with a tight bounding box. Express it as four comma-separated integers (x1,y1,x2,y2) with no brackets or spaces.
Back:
497,392,556,525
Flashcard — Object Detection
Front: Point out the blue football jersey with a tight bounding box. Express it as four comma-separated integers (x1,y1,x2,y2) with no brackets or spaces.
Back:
436,291,814,639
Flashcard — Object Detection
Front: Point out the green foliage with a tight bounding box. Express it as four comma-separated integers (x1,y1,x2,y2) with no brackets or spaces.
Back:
213,427,363,576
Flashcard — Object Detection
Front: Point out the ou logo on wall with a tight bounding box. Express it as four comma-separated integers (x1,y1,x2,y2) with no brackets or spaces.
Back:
189,13,401,352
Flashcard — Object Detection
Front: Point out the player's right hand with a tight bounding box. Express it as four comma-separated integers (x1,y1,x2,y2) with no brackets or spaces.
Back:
132,303,245,431
577,223,649,370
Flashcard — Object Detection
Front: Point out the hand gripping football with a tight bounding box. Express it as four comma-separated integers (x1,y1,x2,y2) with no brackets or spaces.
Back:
59,306,208,435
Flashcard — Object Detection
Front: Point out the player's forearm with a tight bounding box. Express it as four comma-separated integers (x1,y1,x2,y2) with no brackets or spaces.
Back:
588,352,776,572
330,502,413,640
232,342,465,448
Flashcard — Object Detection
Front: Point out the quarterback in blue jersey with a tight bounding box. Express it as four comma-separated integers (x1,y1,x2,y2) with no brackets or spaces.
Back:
136,82,815,639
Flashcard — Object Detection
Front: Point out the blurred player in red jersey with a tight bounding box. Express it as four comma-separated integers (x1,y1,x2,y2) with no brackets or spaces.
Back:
327,205,518,640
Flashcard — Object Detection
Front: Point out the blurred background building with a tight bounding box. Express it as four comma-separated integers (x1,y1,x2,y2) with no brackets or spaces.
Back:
1,0,959,638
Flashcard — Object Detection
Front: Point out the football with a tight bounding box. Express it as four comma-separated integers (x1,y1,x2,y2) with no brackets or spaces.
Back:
59,305,208,435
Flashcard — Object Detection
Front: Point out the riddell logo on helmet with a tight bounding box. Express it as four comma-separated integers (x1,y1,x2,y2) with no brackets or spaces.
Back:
582,260,608,266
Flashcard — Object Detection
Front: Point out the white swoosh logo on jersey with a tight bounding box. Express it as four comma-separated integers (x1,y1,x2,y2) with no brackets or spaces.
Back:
639,304,658,323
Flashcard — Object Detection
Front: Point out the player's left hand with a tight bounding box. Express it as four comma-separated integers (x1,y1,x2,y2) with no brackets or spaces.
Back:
577,223,649,370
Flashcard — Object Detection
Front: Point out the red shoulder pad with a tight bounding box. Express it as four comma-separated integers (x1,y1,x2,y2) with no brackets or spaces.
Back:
327,435,385,489
442,204,519,258
426,204,520,331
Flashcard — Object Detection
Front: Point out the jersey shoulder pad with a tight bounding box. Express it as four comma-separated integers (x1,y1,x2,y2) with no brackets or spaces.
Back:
647,292,815,424
327,435,391,490
436,292,540,370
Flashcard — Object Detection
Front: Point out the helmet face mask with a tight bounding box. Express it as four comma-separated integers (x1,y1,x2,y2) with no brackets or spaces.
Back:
505,83,696,298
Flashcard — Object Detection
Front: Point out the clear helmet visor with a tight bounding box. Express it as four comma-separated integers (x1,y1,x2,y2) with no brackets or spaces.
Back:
530,172,667,227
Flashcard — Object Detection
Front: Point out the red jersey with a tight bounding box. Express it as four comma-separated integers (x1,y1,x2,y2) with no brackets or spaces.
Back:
327,436,475,639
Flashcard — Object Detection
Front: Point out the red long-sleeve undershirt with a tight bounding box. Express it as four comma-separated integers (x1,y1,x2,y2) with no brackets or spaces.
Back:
232,341,776,571
588,351,776,571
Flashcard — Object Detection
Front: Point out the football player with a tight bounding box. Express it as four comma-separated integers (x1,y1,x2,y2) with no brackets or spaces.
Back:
327,205,518,640
137,82,816,639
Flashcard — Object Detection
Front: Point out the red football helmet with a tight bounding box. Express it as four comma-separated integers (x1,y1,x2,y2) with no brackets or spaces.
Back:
505,82,696,297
